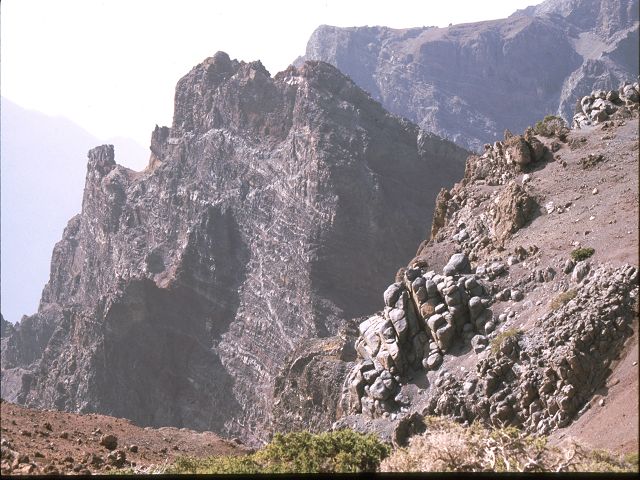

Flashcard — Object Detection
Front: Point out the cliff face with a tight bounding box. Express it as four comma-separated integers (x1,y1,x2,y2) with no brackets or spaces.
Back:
0,53,468,444
298,0,639,151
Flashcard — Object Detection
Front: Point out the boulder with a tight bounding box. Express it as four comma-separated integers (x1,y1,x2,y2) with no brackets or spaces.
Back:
388,308,408,341
436,324,455,351
376,350,394,371
425,352,443,370
492,182,537,244
405,268,421,281
572,261,590,283
427,314,447,333
468,296,484,320
425,279,439,298
443,253,471,276
471,335,489,353
524,132,547,162
504,135,531,167
99,434,118,451
369,377,391,400
383,284,402,307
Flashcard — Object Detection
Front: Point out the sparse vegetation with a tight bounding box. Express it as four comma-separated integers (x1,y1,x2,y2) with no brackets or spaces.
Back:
550,288,578,310
381,417,637,473
167,429,390,474
490,328,522,354
624,452,639,469
571,247,595,262
569,136,588,150
580,153,606,169
534,115,569,139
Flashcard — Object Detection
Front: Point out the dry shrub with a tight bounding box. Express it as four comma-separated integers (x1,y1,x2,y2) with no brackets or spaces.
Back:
550,289,577,310
489,328,522,354
381,417,635,473
534,115,568,139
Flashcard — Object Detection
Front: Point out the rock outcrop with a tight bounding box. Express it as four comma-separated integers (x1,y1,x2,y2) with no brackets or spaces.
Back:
0,53,469,445
419,263,638,435
297,0,639,151
330,84,639,449
572,81,640,127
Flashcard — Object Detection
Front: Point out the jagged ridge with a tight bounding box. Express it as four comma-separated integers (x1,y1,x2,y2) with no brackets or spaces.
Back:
0,52,468,445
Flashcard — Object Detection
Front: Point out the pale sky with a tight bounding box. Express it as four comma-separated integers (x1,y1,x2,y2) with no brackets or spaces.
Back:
1,0,540,157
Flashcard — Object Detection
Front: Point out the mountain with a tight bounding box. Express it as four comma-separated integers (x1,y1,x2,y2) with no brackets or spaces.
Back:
0,98,148,325
297,0,639,151
0,52,469,445
274,82,639,454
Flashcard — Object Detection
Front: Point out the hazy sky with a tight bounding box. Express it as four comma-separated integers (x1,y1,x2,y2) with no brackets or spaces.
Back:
1,0,540,158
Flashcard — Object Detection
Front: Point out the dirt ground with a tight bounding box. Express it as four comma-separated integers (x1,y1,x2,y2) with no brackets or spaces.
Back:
0,400,247,475
513,118,639,455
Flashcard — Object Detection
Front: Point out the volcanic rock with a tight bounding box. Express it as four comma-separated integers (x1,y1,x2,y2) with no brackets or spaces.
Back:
0,53,468,445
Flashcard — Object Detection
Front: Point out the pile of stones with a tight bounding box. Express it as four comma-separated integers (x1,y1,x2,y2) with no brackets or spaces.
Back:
573,81,640,128
345,253,503,418
464,130,548,187
420,263,638,434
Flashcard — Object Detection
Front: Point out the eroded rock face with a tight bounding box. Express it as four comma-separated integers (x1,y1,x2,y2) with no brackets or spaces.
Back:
270,324,358,435
0,53,468,444
298,0,638,151
492,183,538,245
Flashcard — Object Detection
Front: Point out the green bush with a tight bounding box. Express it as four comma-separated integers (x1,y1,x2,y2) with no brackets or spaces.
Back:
167,429,390,474
534,115,568,138
169,454,261,474
571,247,595,262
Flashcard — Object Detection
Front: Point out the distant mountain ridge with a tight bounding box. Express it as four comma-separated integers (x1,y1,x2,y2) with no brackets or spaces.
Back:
1,98,100,324
297,0,639,150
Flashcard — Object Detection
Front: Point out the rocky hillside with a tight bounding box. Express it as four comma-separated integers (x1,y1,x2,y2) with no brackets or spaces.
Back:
297,0,639,151
275,82,639,455
0,399,246,475
0,52,468,446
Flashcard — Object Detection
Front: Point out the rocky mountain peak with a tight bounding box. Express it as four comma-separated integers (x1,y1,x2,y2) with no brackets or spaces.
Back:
1,52,469,445
86,145,116,180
